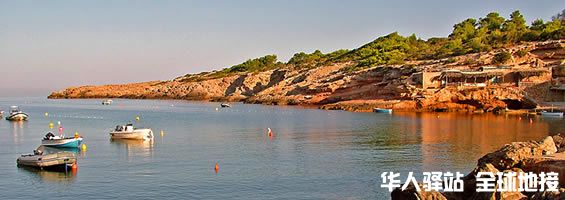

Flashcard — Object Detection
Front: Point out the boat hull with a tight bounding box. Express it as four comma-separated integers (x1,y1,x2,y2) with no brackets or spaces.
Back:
16,152,76,169
110,129,153,140
373,108,393,114
540,112,564,117
6,113,28,121
41,138,83,148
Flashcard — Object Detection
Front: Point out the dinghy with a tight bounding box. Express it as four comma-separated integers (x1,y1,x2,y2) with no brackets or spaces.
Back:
110,124,154,140
41,132,84,148
373,108,393,114
220,103,231,108
17,150,76,170
5,106,28,121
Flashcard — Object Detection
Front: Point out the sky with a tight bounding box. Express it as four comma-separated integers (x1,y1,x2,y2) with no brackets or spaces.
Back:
0,0,563,96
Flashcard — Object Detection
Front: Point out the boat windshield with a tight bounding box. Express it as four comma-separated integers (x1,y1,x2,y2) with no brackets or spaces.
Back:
9,106,20,113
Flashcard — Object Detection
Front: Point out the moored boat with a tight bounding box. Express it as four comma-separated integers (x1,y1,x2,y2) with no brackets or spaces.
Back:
373,108,393,114
102,99,113,105
540,111,564,117
5,106,29,121
110,124,154,140
17,150,76,170
41,132,84,148
220,103,231,108
539,105,563,117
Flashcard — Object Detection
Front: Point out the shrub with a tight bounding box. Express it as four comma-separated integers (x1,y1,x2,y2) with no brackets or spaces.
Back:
515,49,528,57
492,51,512,64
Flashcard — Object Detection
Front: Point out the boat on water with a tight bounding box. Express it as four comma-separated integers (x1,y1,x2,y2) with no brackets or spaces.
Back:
220,103,231,108
5,106,29,121
41,132,84,148
110,124,154,140
17,150,76,170
373,108,393,114
102,99,113,105
540,111,564,117
0,110,4,117
539,106,564,117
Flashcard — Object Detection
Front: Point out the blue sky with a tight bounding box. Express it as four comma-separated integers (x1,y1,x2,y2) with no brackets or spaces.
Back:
0,0,563,95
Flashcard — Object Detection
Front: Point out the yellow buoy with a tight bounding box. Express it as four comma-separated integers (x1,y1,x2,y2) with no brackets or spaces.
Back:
160,130,164,137
49,122,54,129
135,116,140,121
81,143,87,151
44,112,49,117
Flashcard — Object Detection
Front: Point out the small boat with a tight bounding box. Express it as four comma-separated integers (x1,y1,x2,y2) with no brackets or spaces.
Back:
540,106,564,118
102,99,113,105
5,106,29,121
17,150,76,170
373,108,393,114
41,132,84,148
110,124,154,140
0,110,4,117
540,111,564,117
220,103,231,108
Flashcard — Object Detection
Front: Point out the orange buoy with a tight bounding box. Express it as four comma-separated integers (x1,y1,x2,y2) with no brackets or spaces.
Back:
71,162,78,170
529,118,533,124
214,163,219,173
518,116,522,120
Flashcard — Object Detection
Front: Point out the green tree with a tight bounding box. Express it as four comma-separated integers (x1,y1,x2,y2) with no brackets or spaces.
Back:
502,10,527,43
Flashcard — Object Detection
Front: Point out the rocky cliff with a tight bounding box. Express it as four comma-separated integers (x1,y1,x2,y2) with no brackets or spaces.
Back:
49,40,565,112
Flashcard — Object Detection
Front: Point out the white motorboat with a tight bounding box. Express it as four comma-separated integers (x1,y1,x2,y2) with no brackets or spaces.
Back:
41,132,84,148
102,99,113,105
5,106,29,121
220,103,231,108
110,124,154,140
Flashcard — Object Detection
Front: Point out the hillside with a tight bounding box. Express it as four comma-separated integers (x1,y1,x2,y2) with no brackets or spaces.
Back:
49,11,565,112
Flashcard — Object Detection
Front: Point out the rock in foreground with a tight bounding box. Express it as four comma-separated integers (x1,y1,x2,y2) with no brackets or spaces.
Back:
392,134,565,200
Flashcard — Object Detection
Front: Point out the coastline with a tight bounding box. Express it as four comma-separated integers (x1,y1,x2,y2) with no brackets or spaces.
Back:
48,40,565,113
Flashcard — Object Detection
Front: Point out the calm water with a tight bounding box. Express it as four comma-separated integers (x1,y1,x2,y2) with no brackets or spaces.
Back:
0,97,563,199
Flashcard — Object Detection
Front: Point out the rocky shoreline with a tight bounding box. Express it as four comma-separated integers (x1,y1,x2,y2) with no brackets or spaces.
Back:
391,134,565,200
48,40,565,113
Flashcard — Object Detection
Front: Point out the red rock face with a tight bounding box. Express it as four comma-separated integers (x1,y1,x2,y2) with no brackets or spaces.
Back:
48,40,564,112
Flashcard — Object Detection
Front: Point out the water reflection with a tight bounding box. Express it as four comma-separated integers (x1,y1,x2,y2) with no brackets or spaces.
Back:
110,139,154,160
394,112,551,171
11,121,25,145
18,166,76,184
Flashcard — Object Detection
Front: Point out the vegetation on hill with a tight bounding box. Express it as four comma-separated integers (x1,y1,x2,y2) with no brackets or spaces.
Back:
179,10,565,80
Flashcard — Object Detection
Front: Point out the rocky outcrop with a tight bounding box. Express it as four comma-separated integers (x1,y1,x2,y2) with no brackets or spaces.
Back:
391,134,565,200
49,40,564,112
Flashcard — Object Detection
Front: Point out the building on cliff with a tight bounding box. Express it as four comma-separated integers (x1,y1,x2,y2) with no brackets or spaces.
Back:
412,67,553,90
